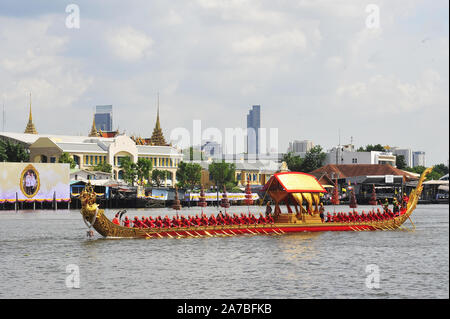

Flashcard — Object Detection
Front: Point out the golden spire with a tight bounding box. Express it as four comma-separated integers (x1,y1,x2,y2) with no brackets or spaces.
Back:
149,92,167,146
24,92,38,134
89,114,99,137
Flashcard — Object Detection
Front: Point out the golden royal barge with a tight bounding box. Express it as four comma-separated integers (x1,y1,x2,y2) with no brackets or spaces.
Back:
79,167,432,239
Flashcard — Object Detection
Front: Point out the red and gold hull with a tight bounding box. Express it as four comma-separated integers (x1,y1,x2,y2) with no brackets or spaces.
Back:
80,167,431,239
80,208,412,239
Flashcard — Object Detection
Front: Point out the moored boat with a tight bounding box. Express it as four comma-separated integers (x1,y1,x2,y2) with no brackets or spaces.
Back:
79,167,432,238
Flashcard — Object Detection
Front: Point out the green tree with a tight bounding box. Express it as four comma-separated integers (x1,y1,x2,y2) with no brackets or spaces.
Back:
92,162,113,174
152,169,168,187
176,161,202,190
182,147,204,161
301,145,327,172
0,140,7,162
209,161,236,188
136,158,153,185
433,163,449,176
404,165,446,180
119,157,137,185
357,144,386,152
58,152,76,169
282,152,304,172
395,155,407,170
0,140,29,162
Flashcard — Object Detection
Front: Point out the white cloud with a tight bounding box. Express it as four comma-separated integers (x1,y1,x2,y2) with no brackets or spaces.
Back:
336,70,446,113
0,0,447,164
232,29,308,54
0,15,92,129
107,26,153,61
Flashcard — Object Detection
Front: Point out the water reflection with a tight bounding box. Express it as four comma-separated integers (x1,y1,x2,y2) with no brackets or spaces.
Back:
277,232,322,262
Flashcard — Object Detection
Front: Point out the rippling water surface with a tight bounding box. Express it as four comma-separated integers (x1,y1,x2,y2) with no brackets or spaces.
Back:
0,204,448,299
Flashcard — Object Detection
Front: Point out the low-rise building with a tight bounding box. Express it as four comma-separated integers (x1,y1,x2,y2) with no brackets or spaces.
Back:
325,144,396,166
0,132,183,185
70,169,112,182
310,164,418,203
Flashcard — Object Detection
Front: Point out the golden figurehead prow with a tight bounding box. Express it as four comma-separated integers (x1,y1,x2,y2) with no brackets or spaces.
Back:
79,168,434,239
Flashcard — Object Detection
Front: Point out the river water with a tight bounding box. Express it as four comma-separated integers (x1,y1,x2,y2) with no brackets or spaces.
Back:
0,204,448,299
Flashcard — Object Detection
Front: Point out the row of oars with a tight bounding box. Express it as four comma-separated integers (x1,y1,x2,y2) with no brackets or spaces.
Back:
349,215,415,232
142,227,286,239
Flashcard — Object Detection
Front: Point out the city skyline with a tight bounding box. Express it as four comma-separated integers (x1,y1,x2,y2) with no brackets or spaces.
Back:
0,0,448,166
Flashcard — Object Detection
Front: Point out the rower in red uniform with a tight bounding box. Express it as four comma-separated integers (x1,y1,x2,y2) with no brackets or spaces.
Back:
331,213,337,222
194,214,201,226
140,216,149,228
209,214,217,226
180,215,188,227
201,214,209,226
216,214,225,225
171,216,179,227
123,216,131,227
239,213,247,224
224,213,232,225
402,193,409,209
361,211,367,222
267,214,274,224
146,216,156,228
133,216,142,228
258,213,267,224
155,216,163,228
112,213,120,225
163,215,171,228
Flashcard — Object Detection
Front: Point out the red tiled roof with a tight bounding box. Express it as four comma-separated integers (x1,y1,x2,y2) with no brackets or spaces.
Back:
310,164,418,181
99,131,119,138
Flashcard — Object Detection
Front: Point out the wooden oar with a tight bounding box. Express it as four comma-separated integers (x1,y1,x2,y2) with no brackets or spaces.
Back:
222,230,231,236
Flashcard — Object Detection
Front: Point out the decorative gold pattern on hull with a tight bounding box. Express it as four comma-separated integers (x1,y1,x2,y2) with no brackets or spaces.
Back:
80,168,433,238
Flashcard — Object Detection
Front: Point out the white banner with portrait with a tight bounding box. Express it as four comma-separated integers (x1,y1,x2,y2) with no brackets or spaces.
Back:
0,163,70,202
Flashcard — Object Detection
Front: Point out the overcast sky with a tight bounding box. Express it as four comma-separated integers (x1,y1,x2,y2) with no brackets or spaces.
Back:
0,0,448,165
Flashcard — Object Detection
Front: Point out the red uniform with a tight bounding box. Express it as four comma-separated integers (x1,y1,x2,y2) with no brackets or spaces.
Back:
133,217,143,228
209,215,217,226
258,214,267,224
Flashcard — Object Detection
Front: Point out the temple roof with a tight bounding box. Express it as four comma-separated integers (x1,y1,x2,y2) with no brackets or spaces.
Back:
89,116,100,137
149,98,168,146
24,94,38,134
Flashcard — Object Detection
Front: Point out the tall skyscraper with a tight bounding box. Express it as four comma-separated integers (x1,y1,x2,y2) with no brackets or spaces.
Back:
391,147,413,167
288,140,314,153
247,105,260,155
413,151,426,167
95,105,113,132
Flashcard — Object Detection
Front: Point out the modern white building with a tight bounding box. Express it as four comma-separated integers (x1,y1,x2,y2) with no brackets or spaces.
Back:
201,141,222,158
391,147,413,167
325,144,396,166
288,140,314,153
413,151,426,167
